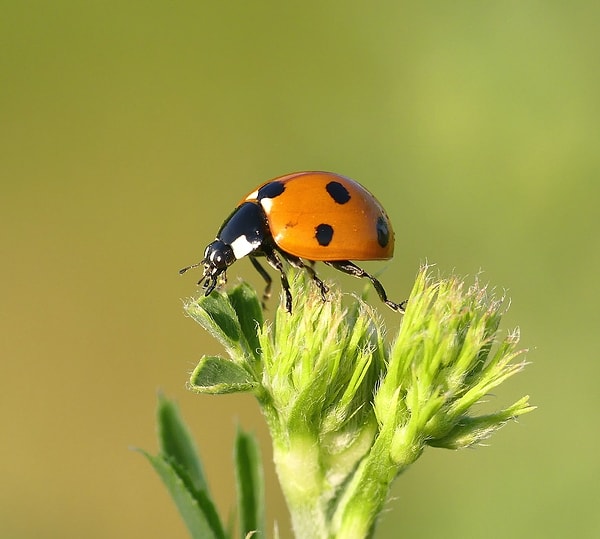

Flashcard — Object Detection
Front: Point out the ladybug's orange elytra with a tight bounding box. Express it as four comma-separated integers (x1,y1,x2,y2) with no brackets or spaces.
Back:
242,172,394,261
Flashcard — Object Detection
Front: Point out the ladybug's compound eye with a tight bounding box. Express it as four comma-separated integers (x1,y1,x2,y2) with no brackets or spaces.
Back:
203,240,235,272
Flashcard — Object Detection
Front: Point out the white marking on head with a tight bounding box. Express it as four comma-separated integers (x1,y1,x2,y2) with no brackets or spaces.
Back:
245,189,259,201
230,235,260,259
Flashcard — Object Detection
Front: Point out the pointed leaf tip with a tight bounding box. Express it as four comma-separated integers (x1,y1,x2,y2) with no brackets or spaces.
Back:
189,356,258,394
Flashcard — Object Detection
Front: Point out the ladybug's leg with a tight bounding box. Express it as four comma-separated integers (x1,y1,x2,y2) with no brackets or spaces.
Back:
249,256,272,309
283,254,329,302
264,249,293,313
325,261,406,313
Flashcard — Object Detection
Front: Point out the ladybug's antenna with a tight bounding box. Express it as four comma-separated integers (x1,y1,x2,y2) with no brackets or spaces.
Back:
179,261,203,275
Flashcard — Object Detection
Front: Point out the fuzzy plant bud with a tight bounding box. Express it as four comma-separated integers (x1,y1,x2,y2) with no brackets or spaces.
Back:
183,265,534,539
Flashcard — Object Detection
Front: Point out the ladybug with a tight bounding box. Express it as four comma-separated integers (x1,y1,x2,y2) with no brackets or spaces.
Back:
180,171,403,313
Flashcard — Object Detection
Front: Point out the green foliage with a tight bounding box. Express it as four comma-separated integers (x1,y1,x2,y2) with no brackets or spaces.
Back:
148,266,533,538
235,428,265,538
141,396,264,539
189,356,259,394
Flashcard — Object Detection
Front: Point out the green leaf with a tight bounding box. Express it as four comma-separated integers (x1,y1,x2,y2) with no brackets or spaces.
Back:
234,428,265,538
157,394,208,493
140,451,225,539
228,283,263,362
185,292,248,362
189,356,258,394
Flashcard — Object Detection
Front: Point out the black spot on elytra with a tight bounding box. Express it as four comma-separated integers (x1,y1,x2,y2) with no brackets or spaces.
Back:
257,181,285,200
376,216,389,247
326,181,351,204
315,223,334,246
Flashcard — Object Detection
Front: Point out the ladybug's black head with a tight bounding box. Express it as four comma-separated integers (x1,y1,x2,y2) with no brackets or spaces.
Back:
180,201,269,299
199,240,236,296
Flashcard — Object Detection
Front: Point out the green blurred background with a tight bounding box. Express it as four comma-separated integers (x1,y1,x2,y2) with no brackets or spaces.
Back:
2,1,598,538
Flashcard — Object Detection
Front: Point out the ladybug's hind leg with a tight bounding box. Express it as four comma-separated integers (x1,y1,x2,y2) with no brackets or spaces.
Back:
249,256,272,310
325,260,406,313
